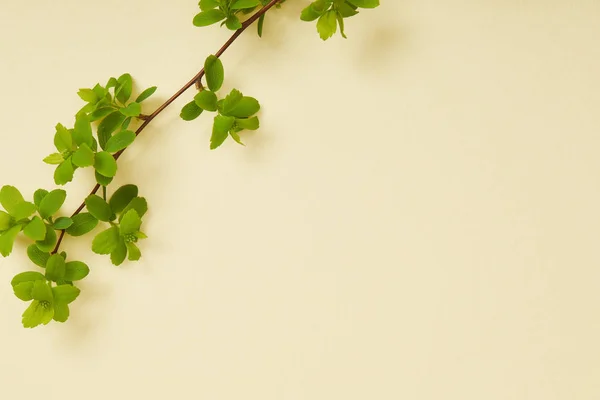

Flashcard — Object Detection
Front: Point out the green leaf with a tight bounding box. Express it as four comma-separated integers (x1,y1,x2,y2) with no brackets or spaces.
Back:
38,189,66,219
257,13,265,37
301,4,323,21
11,271,46,287
317,10,337,40
64,261,90,281
219,89,243,115
33,189,49,208
32,279,53,302
95,171,113,186
231,0,260,9
105,130,136,153
236,116,260,130
24,217,46,241
135,86,157,103
89,106,116,122
72,143,95,168
120,102,142,117
0,210,11,231
22,299,54,328
53,217,73,230
180,101,203,121
211,115,235,149
338,1,359,17
94,151,118,177
346,0,379,8
227,96,260,118
98,111,127,149
66,213,98,237
27,244,50,268
111,238,128,266
43,153,64,165
92,226,120,255
225,15,242,30
126,242,142,261
14,282,35,301
199,0,219,11
0,185,24,215
337,12,347,38
85,195,113,222
109,184,139,214
122,117,132,130
54,158,75,186
36,224,57,252
120,197,148,220
45,254,66,282
53,301,70,323
229,130,245,146
54,123,73,152
52,285,80,304
193,9,226,27
195,90,218,111
205,55,225,92
73,113,94,147
120,209,142,235
77,88,98,103
115,73,133,104
0,225,22,257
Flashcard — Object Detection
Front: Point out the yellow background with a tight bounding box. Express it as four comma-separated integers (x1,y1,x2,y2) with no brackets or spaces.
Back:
1,1,600,398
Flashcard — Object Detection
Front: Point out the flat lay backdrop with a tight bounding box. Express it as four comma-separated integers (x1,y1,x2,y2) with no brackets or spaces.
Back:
1,1,600,399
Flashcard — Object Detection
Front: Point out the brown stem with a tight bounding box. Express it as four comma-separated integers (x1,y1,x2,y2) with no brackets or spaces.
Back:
51,0,281,254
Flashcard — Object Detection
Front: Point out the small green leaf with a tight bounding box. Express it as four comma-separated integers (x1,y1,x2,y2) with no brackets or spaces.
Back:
257,13,265,37
115,73,133,104
35,224,57,252
0,185,24,215
0,225,22,257
105,130,136,153
199,0,219,10
109,184,139,214
120,197,148,220
227,97,260,118
14,282,35,301
72,143,95,168
98,111,127,149
180,101,203,121
43,153,64,165
95,171,113,186
89,106,116,122
77,88,98,103
229,130,245,146
220,89,243,115
195,90,218,111
12,202,37,221
73,113,94,147
54,123,72,153
24,217,46,241
94,151,118,178
205,55,225,92
301,4,322,21
135,86,157,103
54,158,75,186
66,213,98,237
337,12,347,38
111,238,128,266
33,189,49,208
38,189,67,219
126,242,142,261
0,211,11,231
11,271,46,287
64,261,90,281
85,195,113,222
338,2,359,17
231,0,260,9
346,0,379,8
52,285,80,304
27,244,50,268
120,102,142,117
225,15,242,30
211,115,235,150
53,217,73,230
53,301,70,323
92,226,120,255
193,9,226,27
120,209,142,235
46,254,66,282
236,116,260,130
317,10,338,40
22,299,54,328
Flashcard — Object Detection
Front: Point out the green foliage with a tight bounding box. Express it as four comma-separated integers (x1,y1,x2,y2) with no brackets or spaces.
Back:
300,0,378,40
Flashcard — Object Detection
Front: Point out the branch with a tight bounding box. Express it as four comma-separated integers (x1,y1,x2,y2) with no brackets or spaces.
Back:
52,0,282,254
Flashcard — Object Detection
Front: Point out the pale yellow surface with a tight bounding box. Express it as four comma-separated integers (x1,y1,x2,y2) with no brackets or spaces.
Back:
0,1,600,398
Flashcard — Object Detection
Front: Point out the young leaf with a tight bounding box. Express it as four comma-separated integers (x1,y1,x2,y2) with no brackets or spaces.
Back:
119,102,142,117
53,217,73,230
211,115,235,149
317,10,338,40
24,217,47,241
236,116,260,130
193,9,227,27
89,106,116,122
111,238,128,266
199,0,219,11
135,86,157,103
115,73,133,104
346,0,379,8
109,184,139,214
126,242,142,261
205,55,225,92
337,12,347,38
120,209,142,235
33,189,49,208
54,123,72,153
38,189,67,219
11,271,46,288
94,151,118,178
72,143,95,168
53,302,70,323
66,213,98,237
35,224,57,252
227,96,260,118
54,158,75,186
92,226,120,255
27,244,50,268
257,14,265,37
98,111,127,149
231,0,260,9
120,197,148,220
14,282,35,301
43,153,64,165
52,285,80,304
64,261,90,281
225,15,242,30
219,89,243,115
0,211,11,231
180,101,203,121
301,4,322,21
95,171,113,186
0,185,25,215
22,299,54,328
85,195,113,222
77,88,98,103
45,254,66,282
73,113,94,147
105,130,136,153
229,130,245,146
0,225,22,257
194,90,218,111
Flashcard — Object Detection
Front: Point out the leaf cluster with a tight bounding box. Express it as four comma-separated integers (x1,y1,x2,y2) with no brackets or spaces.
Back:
301,0,379,40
